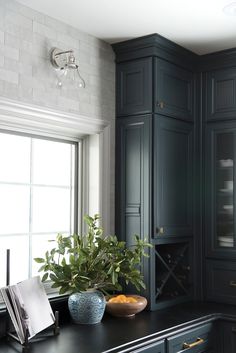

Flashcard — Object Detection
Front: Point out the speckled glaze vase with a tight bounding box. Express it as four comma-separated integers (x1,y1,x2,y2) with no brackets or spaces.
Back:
68,290,106,324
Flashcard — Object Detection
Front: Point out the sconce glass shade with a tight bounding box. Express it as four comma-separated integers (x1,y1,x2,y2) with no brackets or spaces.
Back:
50,48,86,89
57,67,86,89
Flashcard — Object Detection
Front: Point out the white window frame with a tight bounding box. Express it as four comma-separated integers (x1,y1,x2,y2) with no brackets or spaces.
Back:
0,97,111,299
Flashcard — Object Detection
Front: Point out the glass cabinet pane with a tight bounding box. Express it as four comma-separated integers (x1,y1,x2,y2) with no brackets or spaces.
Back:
216,133,234,248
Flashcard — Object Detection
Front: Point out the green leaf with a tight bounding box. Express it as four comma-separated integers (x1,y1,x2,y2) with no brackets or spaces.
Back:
59,286,69,295
34,258,45,263
38,265,46,272
50,274,58,282
42,273,48,282
51,283,61,288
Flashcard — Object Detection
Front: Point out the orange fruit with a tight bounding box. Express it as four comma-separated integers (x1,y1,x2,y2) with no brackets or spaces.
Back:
108,295,138,303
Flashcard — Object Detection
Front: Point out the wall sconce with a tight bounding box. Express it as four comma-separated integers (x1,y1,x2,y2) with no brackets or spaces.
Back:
50,47,85,89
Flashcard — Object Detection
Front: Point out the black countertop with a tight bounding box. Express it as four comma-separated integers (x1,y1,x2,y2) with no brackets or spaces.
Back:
0,301,236,353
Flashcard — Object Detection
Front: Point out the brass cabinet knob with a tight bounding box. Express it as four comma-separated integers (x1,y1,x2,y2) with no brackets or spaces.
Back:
156,227,164,235
157,101,164,109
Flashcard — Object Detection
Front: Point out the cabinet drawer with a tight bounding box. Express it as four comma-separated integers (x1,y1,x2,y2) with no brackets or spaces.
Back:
132,339,165,353
206,260,236,304
167,323,213,353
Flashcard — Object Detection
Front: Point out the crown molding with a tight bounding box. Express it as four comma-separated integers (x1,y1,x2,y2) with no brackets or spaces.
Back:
0,97,110,140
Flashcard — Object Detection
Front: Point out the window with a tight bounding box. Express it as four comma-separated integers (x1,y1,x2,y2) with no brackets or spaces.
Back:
0,131,77,290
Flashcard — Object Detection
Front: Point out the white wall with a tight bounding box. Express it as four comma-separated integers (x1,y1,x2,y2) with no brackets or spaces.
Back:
0,0,116,233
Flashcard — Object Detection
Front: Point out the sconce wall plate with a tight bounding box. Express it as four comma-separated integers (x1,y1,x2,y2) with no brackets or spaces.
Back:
50,47,70,69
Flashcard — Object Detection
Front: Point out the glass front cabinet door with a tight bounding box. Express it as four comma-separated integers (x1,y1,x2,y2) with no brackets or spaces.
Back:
206,122,236,258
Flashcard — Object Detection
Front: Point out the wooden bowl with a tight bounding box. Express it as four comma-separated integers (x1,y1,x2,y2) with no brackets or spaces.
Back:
105,295,147,317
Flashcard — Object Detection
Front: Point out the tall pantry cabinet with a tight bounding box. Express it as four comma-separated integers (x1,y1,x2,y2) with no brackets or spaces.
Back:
113,35,198,310
202,56,236,305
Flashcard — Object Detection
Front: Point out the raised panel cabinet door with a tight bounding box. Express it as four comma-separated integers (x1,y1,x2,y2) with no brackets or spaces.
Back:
205,260,236,305
154,58,194,121
205,121,236,259
116,58,152,117
132,340,165,353
206,68,236,121
115,115,152,295
154,116,193,238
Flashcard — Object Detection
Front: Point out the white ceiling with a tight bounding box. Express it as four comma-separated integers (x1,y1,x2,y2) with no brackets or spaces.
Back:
17,0,236,55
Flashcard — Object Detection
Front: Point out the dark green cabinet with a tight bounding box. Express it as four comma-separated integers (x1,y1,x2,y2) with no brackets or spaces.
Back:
205,121,236,259
206,67,236,121
116,58,152,117
154,58,194,121
114,34,195,310
116,114,194,308
154,116,193,238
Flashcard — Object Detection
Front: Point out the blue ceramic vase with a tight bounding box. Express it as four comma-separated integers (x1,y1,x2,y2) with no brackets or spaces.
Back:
68,290,106,324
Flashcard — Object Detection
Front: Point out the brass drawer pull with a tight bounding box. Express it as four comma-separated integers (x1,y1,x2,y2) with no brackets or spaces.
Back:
230,280,236,287
183,337,204,349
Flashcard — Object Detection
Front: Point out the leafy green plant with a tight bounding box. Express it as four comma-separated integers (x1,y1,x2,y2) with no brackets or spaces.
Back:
35,214,152,295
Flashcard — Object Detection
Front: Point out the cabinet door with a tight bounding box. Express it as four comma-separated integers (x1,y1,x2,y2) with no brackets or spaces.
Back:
132,340,165,353
206,68,236,121
220,321,236,353
116,115,152,295
205,122,236,258
167,323,213,353
154,116,193,238
154,58,193,121
205,259,236,305
116,115,151,243
116,58,152,116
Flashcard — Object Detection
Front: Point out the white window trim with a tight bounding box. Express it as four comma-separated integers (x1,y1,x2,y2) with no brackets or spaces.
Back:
0,97,112,293
0,97,111,228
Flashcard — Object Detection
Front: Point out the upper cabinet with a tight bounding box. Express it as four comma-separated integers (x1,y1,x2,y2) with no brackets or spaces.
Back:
154,58,194,121
116,58,152,117
154,115,193,238
206,67,236,121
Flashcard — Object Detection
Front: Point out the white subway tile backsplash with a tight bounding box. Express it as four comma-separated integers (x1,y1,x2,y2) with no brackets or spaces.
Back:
0,30,4,44
0,67,18,84
33,21,57,41
5,9,33,30
4,22,33,42
0,43,19,60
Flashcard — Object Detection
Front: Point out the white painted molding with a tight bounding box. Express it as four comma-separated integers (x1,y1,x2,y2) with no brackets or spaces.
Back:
99,125,111,235
0,97,110,140
0,96,113,238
